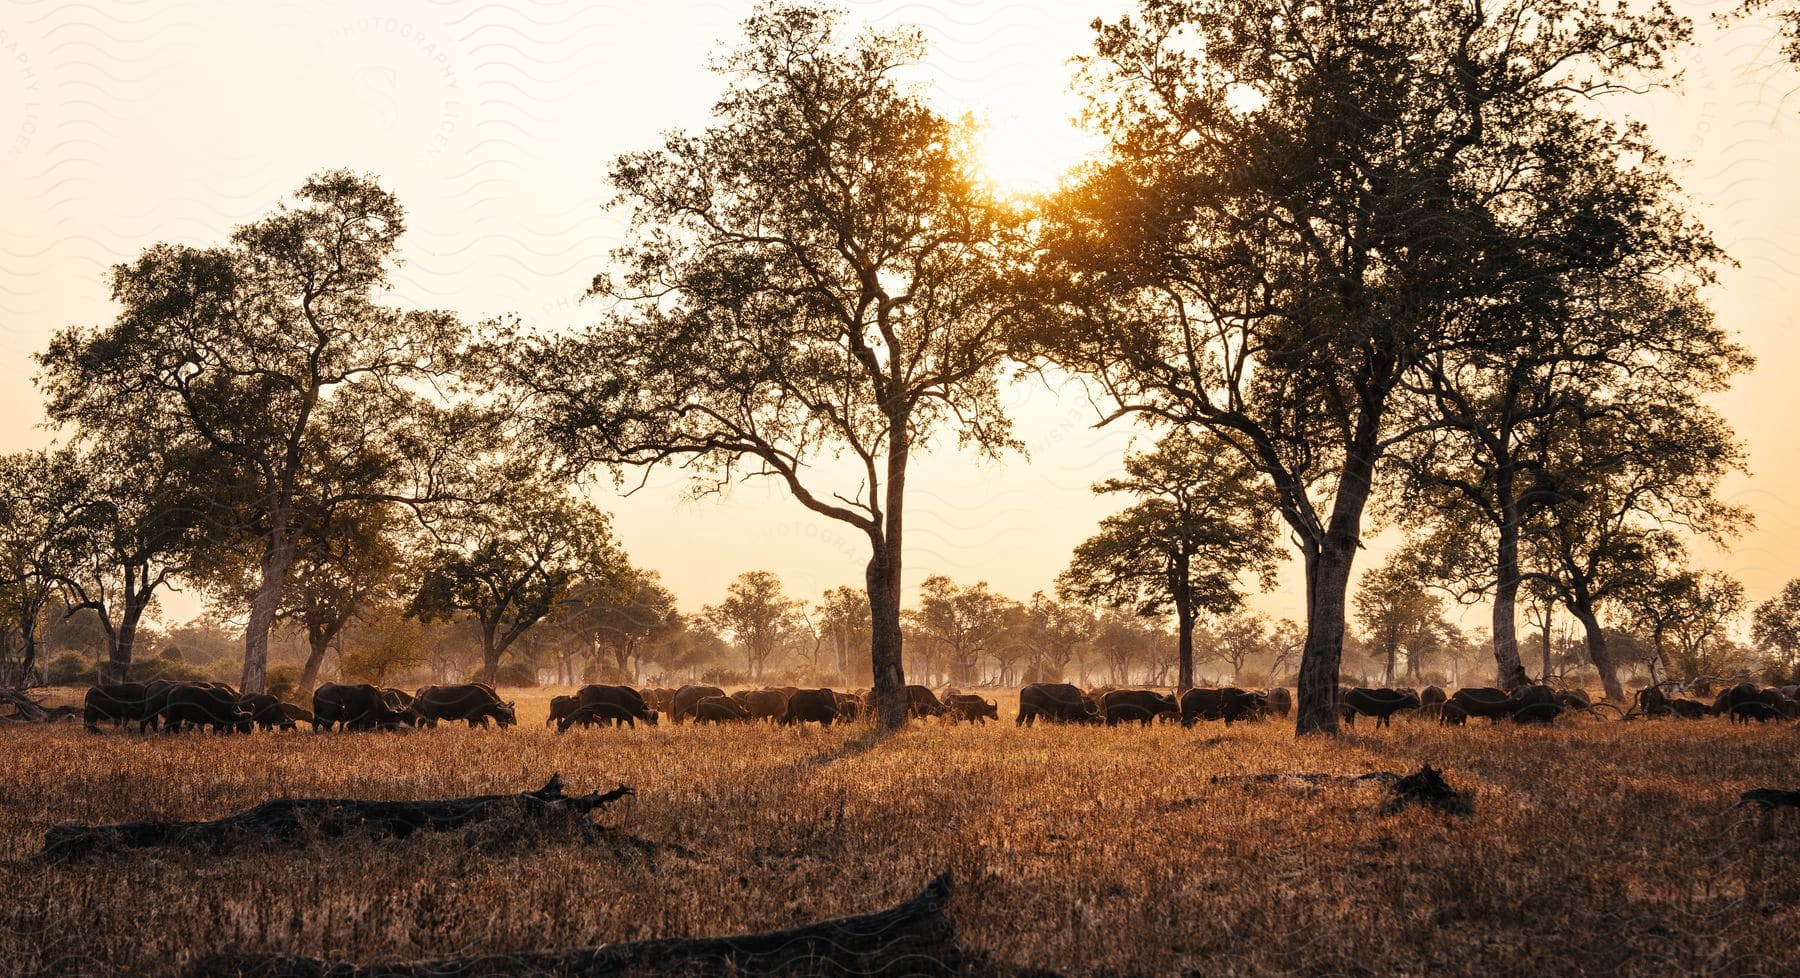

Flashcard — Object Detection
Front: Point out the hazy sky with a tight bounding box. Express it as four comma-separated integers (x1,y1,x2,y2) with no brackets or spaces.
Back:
1,0,1796,630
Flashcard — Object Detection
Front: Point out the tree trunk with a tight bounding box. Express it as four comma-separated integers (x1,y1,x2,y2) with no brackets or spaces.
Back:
1569,603,1623,702
1296,535,1356,735
241,532,297,695
1539,600,1553,681
297,622,338,700
866,543,907,729
104,587,152,685
1174,553,1195,693
479,626,503,686
1489,498,1529,688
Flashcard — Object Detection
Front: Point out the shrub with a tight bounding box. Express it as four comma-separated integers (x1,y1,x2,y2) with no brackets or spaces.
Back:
266,665,299,701
45,652,98,687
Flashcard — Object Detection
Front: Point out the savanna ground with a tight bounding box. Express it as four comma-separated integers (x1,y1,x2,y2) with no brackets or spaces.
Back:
2,688,1798,977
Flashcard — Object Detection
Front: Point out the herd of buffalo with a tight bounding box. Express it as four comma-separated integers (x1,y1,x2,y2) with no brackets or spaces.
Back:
76,677,1800,735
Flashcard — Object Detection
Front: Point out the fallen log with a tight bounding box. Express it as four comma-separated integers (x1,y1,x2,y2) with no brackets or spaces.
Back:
1739,788,1800,809
1210,764,1474,818
43,775,633,859
190,872,957,978
0,685,51,722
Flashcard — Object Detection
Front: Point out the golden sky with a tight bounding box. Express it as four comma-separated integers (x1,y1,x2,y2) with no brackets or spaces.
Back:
0,0,1794,630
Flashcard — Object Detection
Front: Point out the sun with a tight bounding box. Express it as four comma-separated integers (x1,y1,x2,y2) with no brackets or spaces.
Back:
969,110,1101,199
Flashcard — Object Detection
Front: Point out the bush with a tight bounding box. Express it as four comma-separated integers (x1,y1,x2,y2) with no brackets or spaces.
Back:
266,665,299,701
158,645,183,661
45,652,98,687
133,657,211,684
492,661,538,688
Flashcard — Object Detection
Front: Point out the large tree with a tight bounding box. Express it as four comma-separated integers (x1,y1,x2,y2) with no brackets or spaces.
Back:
1752,580,1800,680
908,575,1014,685
0,452,78,685
491,5,1027,728
704,571,801,681
1624,566,1746,683
1353,558,1453,686
1056,429,1279,692
1521,405,1748,700
48,440,210,683
407,482,630,685
38,170,470,694
1023,0,1700,732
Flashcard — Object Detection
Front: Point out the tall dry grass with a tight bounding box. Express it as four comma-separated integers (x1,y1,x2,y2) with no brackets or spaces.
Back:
1,688,1796,976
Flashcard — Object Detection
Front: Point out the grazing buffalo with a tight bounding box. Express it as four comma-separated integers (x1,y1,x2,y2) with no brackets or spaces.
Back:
1420,685,1447,719
1102,689,1178,726
548,694,579,728
945,693,999,724
1179,687,1263,727
313,682,414,731
730,688,791,722
279,703,315,728
1342,688,1422,729
833,690,866,721
779,688,840,726
558,684,657,731
414,684,516,729
1262,687,1293,718
1510,701,1564,725
1635,686,1673,717
83,683,151,733
1554,689,1591,711
1763,687,1800,719
1440,702,1469,726
1716,683,1793,720
1017,683,1100,726
1731,701,1782,724
1667,697,1709,719
905,685,949,719
158,684,252,733
672,684,727,724
641,687,677,714
694,695,753,724
238,694,295,732
1448,687,1516,724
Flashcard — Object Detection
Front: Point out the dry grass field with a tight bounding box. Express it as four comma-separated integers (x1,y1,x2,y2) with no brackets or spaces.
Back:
2,687,1798,977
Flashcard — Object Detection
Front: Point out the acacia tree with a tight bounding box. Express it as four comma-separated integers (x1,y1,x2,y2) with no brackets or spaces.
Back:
1522,405,1748,701
817,585,872,681
49,440,210,683
1056,430,1278,692
0,452,79,685
492,5,1026,728
1625,567,1746,682
1027,0,1698,732
573,568,681,681
909,576,1013,684
704,571,801,681
38,170,470,693
1753,580,1800,679
1353,558,1452,686
1020,593,1094,685
407,482,630,685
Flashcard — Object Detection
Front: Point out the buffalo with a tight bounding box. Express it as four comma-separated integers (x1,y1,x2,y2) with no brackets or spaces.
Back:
672,684,727,724
904,685,949,719
83,683,151,733
558,685,658,731
238,694,295,732
1440,702,1469,726
313,682,414,731
694,695,753,724
731,688,791,722
414,684,516,728
945,692,999,724
1510,701,1565,725
1420,685,1447,719
1448,687,1516,724
1179,686,1263,727
1016,683,1099,726
779,688,840,726
1102,689,1178,726
1262,687,1293,718
1554,689,1591,711
548,694,579,729
279,702,315,728
1667,697,1710,719
833,690,866,721
1731,701,1782,724
158,684,252,733
1342,687,1421,729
